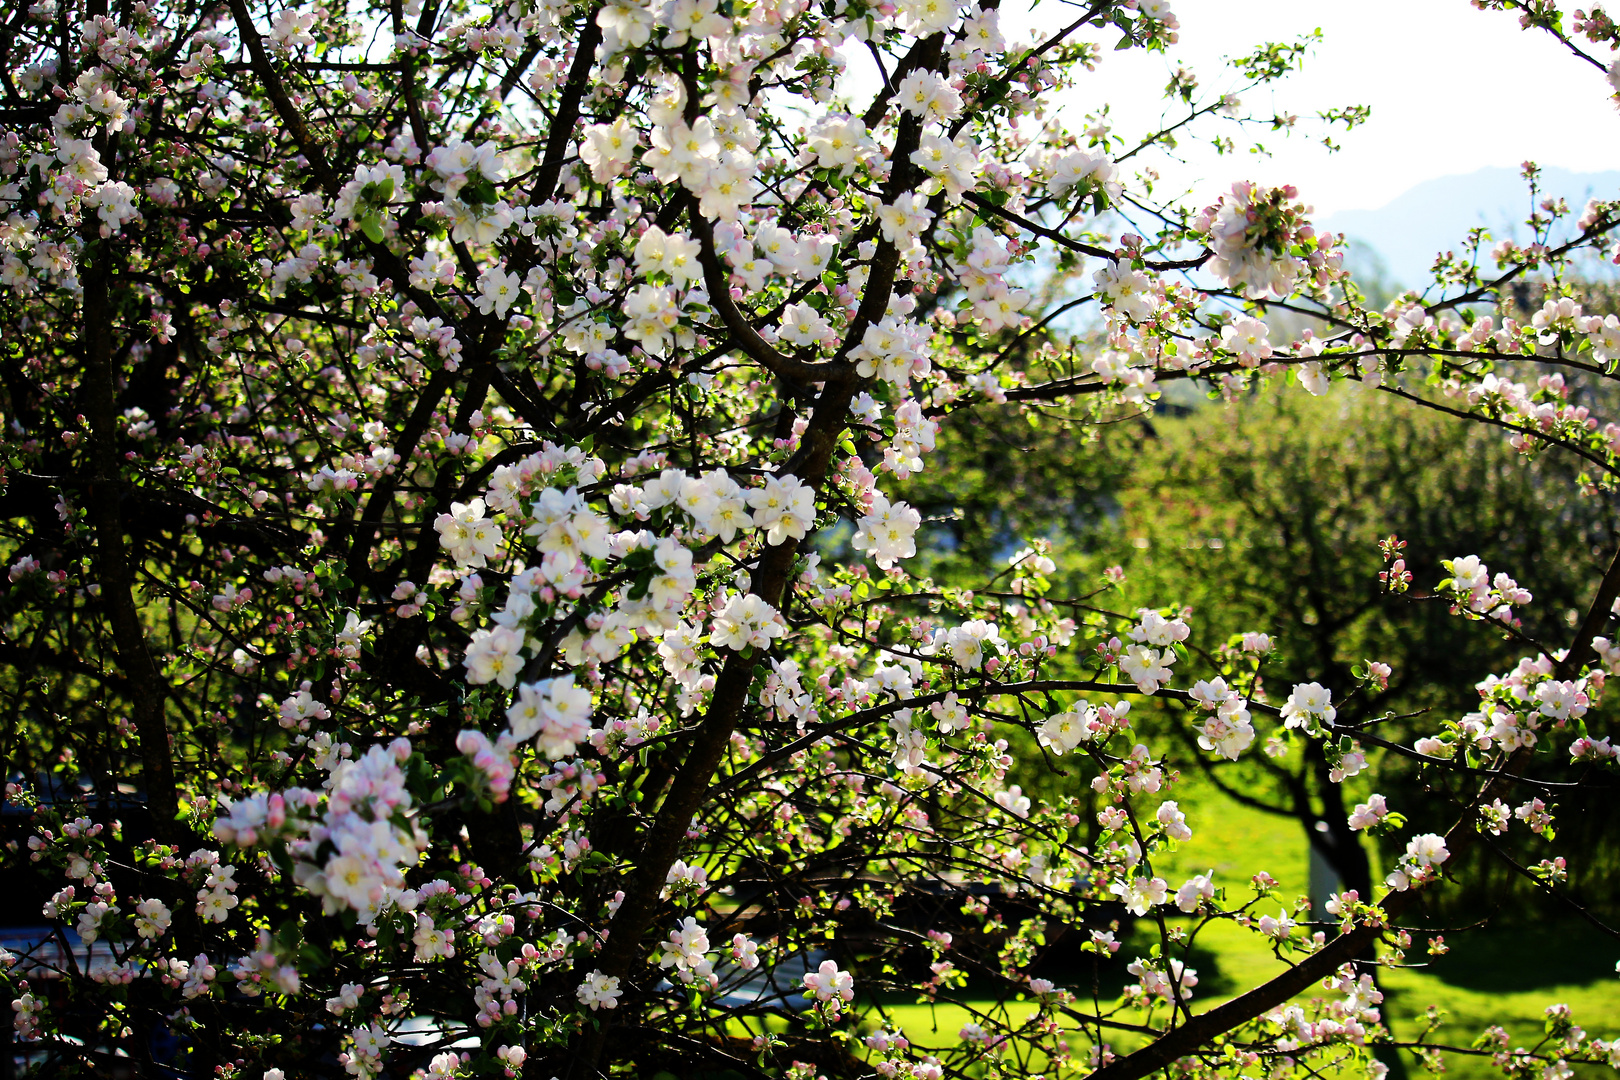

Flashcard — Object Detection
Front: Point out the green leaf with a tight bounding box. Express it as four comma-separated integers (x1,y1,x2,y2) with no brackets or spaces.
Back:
270,843,295,876
628,567,654,601
359,213,384,244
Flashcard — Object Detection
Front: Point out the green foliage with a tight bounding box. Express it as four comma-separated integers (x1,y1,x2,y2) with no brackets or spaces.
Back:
904,384,1620,920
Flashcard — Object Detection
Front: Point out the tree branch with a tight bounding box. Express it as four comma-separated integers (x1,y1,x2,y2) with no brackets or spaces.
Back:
690,209,853,383
81,229,178,835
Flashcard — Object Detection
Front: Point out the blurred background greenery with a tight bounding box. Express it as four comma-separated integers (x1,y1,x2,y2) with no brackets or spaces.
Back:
873,377,1620,1076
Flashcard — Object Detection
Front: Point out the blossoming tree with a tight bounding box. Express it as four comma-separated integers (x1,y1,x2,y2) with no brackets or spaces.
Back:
3,0,1620,1076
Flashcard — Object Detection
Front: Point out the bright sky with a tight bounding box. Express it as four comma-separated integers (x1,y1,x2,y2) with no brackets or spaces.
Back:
986,0,1620,216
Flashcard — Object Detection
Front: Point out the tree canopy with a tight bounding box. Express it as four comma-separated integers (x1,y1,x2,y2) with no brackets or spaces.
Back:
3,0,1620,1078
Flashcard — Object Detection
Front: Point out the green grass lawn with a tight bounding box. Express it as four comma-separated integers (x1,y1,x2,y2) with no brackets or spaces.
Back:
853,780,1620,1079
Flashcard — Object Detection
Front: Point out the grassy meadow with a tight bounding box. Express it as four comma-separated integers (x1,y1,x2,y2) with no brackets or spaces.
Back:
856,781,1620,1079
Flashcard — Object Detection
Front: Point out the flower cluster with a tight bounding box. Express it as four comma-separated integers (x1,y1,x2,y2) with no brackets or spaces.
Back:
1194,182,1342,299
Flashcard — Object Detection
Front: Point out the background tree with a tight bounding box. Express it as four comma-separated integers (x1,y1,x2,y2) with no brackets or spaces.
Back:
1103,388,1620,915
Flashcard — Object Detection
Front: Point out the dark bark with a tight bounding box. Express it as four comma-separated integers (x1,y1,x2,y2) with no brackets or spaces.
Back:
81,231,179,838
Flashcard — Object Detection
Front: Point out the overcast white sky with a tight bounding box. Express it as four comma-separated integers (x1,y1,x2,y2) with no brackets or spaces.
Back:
987,0,1620,216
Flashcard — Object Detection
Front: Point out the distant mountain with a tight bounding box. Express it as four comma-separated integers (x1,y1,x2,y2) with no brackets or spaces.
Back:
1320,167,1620,290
